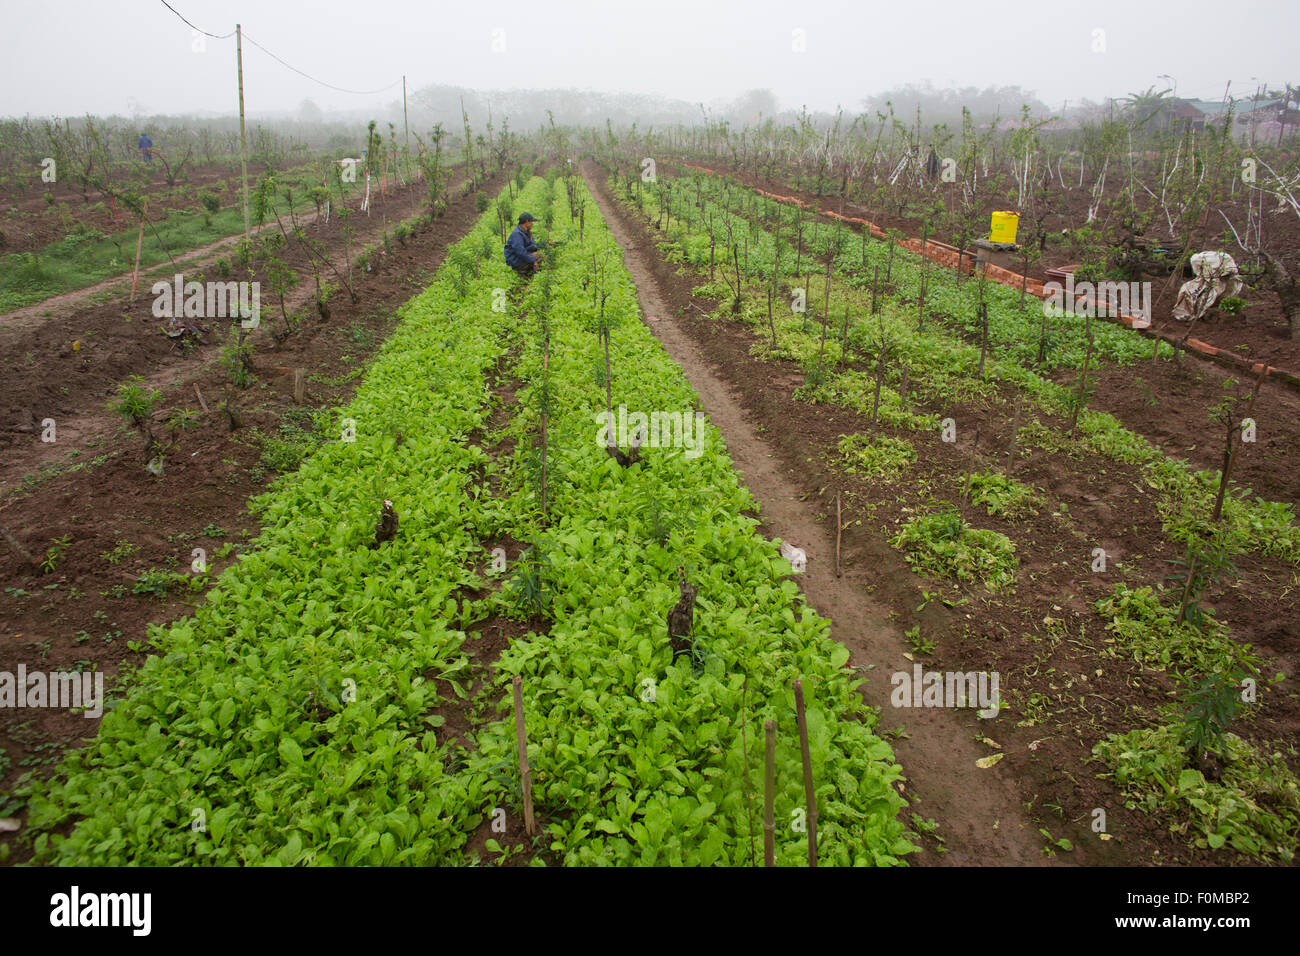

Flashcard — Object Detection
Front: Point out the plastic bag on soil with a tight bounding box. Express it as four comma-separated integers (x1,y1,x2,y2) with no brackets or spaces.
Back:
1173,251,1243,321
779,541,807,573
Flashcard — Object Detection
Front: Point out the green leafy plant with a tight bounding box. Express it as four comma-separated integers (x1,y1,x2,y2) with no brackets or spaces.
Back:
40,534,72,574
109,375,158,428
837,434,915,481
967,471,1043,519
890,507,1017,591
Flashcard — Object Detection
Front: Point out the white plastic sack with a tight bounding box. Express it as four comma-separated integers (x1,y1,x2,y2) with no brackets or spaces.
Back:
779,541,807,573
1173,251,1243,321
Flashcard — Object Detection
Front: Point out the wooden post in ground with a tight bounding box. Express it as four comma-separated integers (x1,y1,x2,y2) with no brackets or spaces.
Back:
1006,393,1023,464
793,679,817,867
236,25,250,240
764,719,776,867
194,384,209,414
293,369,305,404
129,202,147,302
512,675,536,836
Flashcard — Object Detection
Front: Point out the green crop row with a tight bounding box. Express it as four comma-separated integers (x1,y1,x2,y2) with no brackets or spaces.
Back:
460,176,915,866
23,177,554,864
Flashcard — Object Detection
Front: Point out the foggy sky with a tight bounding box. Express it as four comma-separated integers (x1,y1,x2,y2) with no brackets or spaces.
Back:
3,0,1295,120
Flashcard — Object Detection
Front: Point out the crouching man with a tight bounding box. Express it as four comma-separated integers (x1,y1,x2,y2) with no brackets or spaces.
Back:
505,212,542,278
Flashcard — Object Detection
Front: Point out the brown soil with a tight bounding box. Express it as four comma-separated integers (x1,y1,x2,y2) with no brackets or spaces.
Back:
0,171,468,481
0,160,310,257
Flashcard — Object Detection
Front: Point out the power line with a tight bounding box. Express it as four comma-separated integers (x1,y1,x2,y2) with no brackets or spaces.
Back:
158,0,235,39
242,31,404,96
157,2,402,97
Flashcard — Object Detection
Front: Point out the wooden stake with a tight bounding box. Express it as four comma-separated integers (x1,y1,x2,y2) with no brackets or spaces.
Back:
193,383,209,414
236,25,250,239
763,719,776,868
540,349,549,519
1068,335,1095,436
129,204,147,301
293,368,305,404
835,493,842,578
741,677,758,866
793,679,817,867
512,674,536,837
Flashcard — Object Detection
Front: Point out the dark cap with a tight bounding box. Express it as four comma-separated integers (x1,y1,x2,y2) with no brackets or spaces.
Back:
518,212,536,224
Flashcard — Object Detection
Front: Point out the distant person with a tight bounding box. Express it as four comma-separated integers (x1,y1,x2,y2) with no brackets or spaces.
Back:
925,146,940,180
504,212,541,277
138,133,154,163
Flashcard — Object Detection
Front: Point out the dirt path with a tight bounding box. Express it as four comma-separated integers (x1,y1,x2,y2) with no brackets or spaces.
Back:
0,176,461,492
583,163,1052,866
0,174,447,334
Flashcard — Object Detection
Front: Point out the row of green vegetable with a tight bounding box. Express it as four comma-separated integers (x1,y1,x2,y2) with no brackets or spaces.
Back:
460,174,914,865
22,176,553,864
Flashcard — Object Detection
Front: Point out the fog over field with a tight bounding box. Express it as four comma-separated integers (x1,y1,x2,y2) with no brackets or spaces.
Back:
2,0,1296,123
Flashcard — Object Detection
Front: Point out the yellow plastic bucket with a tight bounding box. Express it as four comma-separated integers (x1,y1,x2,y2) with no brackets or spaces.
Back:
990,211,1019,244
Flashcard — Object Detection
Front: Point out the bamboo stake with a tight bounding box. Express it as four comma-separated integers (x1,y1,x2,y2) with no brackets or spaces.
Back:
764,719,776,868
541,347,549,517
129,203,147,301
741,677,758,867
511,675,536,836
793,679,817,867
1068,335,1095,436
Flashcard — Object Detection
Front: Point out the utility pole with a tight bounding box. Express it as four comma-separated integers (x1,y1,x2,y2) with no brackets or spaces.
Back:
402,75,410,180
1279,83,1292,147
236,23,250,239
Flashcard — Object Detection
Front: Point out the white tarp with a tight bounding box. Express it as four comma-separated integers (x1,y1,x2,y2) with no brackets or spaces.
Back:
1173,251,1243,321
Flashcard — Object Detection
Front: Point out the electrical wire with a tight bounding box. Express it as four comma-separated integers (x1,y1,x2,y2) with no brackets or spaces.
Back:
241,31,404,96
157,2,402,96
158,0,235,39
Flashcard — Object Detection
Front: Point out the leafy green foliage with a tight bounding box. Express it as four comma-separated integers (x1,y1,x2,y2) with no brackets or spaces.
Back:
890,508,1017,591
1093,584,1255,677
109,375,158,428
967,471,1043,519
1095,724,1299,863
26,173,914,869
836,434,915,481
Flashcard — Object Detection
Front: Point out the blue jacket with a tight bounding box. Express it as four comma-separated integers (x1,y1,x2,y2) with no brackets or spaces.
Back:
504,225,537,268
